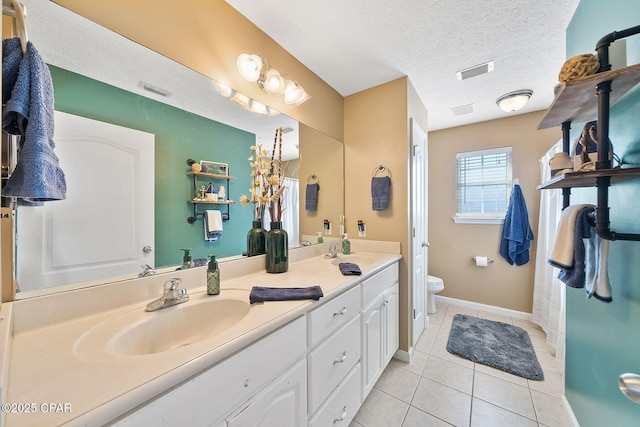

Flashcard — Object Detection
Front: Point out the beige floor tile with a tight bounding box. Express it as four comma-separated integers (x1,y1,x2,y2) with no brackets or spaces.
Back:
474,363,529,387
477,311,514,324
415,334,437,354
423,356,474,394
445,305,479,317
512,319,546,339
473,372,536,420
430,339,474,368
402,406,453,426
531,390,573,427
536,351,565,377
411,378,471,427
354,388,409,427
470,398,538,427
528,370,565,398
428,313,445,326
388,350,429,376
374,364,421,403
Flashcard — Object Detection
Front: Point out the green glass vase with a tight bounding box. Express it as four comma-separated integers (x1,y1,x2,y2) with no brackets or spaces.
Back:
266,221,288,273
246,220,266,257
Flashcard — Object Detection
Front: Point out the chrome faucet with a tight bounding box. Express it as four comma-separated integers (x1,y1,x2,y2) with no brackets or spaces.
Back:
145,278,189,312
324,243,342,259
139,264,156,277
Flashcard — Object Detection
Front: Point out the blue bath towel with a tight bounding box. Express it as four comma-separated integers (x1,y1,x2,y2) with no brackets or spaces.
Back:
499,184,534,266
305,183,320,211
371,176,391,210
338,262,362,276
249,285,323,304
2,38,66,202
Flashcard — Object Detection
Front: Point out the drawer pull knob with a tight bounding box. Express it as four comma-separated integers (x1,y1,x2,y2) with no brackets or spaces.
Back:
333,406,348,424
333,306,347,316
333,351,348,365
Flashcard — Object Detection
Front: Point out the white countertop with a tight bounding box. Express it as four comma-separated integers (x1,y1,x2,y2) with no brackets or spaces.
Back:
2,241,401,426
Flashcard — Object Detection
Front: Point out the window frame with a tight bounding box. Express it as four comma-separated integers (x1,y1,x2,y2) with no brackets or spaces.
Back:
453,146,512,225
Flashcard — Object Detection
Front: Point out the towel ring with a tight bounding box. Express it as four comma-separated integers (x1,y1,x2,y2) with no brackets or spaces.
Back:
307,174,319,184
372,165,391,178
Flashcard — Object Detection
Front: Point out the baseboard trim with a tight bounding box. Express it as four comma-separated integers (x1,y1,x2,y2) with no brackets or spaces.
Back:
435,295,532,321
393,348,412,363
561,394,580,427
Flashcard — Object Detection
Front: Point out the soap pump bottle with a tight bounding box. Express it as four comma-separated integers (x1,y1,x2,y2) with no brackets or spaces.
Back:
207,254,220,295
341,234,351,255
317,232,324,244
180,248,193,269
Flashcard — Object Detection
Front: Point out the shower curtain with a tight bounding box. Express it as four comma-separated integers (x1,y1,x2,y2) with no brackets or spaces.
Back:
263,177,300,246
532,141,566,366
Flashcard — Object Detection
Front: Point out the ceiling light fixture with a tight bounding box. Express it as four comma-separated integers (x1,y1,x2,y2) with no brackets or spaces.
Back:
496,90,533,112
237,53,311,106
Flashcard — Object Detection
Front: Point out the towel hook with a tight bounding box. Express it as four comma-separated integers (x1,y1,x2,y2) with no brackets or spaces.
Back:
372,165,391,178
307,174,319,184
7,0,28,53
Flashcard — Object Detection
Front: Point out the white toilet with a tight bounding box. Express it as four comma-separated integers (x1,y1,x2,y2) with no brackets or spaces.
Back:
426,275,445,314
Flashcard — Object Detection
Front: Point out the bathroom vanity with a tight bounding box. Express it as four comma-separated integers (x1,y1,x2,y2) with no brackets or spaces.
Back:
0,241,400,426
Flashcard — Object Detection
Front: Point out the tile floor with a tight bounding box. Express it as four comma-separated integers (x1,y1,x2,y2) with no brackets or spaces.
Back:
351,301,573,427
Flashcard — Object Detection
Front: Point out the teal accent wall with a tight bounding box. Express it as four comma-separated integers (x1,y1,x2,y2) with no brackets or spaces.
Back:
565,1,640,425
49,66,254,267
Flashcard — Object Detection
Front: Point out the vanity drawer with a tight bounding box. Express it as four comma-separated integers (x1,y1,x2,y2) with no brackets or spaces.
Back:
362,263,399,307
308,284,361,347
307,315,361,414
308,363,361,427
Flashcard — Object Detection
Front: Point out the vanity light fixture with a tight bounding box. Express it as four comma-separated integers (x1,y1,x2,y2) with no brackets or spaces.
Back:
496,89,533,112
213,80,280,116
237,53,311,106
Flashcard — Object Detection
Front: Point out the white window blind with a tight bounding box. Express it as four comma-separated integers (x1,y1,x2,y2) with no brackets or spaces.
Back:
455,147,512,222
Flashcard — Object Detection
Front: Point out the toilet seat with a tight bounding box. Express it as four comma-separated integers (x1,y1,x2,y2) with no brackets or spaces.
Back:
427,275,444,292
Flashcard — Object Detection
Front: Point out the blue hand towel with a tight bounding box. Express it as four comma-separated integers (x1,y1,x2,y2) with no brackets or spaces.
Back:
305,183,320,211
338,262,362,276
249,286,323,304
2,38,66,202
557,207,593,288
499,184,534,266
371,176,391,210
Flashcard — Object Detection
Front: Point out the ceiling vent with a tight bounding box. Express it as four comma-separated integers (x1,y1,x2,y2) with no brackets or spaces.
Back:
140,82,172,97
451,104,474,116
456,60,494,81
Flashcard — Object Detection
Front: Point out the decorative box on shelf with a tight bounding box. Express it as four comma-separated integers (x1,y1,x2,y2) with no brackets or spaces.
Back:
200,161,228,176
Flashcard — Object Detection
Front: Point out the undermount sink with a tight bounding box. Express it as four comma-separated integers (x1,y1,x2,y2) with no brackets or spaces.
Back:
75,291,258,358
326,254,375,266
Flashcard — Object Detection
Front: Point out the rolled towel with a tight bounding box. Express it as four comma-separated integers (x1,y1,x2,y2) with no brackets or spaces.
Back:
249,285,323,304
305,183,320,211
549,204,594,270
371,176,391,210
338,262,362,276
557,206,593,288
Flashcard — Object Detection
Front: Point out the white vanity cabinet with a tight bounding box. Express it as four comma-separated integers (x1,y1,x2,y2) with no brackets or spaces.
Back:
306,285,362,425
360,264,400,399
115,316,307,427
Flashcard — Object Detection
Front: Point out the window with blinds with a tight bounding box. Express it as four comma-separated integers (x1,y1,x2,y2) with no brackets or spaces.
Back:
455,147,512,223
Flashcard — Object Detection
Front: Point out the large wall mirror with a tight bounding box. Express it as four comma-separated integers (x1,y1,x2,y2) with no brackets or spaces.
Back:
7,0,344,298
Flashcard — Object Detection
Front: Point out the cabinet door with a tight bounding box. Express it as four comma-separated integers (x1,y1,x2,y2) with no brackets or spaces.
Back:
361,297,383,398
383,284,399,365
227,359,307,427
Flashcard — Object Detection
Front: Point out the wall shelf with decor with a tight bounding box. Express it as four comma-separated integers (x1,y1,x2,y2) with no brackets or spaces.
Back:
186,170,236,223
537,24,640,241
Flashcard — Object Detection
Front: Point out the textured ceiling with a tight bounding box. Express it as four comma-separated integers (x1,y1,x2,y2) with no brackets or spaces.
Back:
226,0,580,131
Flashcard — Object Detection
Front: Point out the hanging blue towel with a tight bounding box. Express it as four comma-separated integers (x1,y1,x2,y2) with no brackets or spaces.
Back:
2,38,66,202
371,176,391,210
305,183,320,211
249,285,323,304
557,206,593,288
499,184,534,266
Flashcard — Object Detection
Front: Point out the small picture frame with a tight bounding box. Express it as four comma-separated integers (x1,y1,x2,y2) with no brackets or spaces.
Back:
200,161,228,176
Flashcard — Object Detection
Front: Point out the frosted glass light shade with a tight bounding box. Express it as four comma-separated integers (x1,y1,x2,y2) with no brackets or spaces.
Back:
263,68,287,95
496,90,533,112
237,53,263,82
283,80,311,105
212,81,233,97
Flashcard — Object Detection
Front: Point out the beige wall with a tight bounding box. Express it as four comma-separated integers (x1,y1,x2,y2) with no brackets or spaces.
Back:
53,0,344,142
298,124,344,239
428,111,560,313
345,77,429,352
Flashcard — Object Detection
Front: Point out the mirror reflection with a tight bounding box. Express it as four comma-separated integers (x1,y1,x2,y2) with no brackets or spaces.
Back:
7,0,344,298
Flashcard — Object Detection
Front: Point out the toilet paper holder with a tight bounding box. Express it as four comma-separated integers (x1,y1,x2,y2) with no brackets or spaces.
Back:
472,256,494,263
